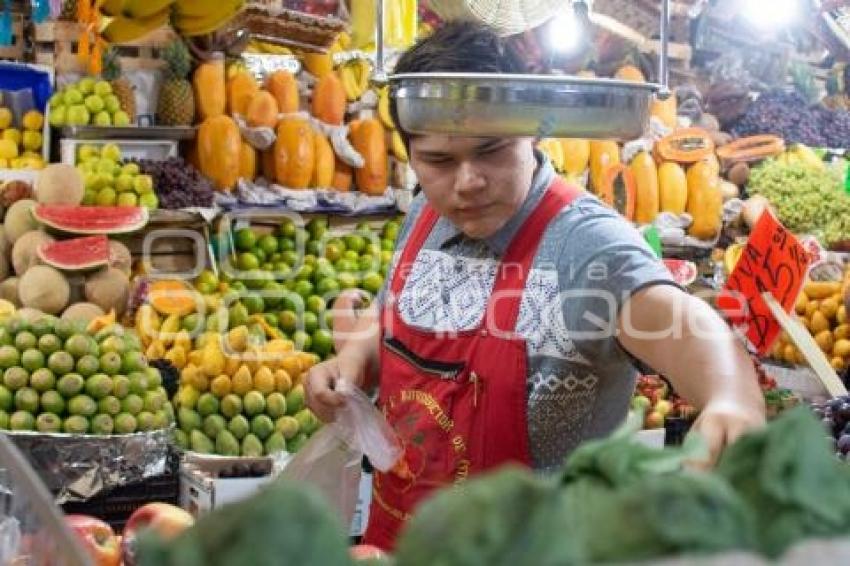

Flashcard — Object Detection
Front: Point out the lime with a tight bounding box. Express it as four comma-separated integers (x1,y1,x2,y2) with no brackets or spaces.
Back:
337,272,359,290
182,314,203,333
380,263,389,277
324,310,334,330
137,411,156,431
278,237,295,252
14,331,36,351
262,262,274,271
0,345,20,369
99,352,122,375
306,218,328,241
242,294,265,315
382,221,400,240
68,394,97,417
343,234,367,254
3,367,28,391
306,295,326,315
121,351,147,374
128,372,149,395
316,277,340,296
306,240,323,257
258,234,278,255
237,252,259,271
262,281,283,308
251,414,274,441
292,330,312,351
53,319,75,340
112,375,130,399
30,368,55,393
85,374,113,399
36,413,62,433
281,250,299,267
270,253,282,263
302,312,319,334
273,263,293,280
234,228,257,251
10,411,35,431
365,242,381,256
0,328,11,346
281,294,304,313
313,262,336,282
278,218,296,239
196,269,219,291
294,228,310,248
64,334,90,358
40,390,65,415
21,349,45,372
279,311,298,333
295,264,314,281
334,258,357,273
243,391,266,416
304,254,317,267
253,248,268,265
14,387,39,413
228,303,250,327
6,319,29,335
57,373,85,398
311,329,334,358
114,412,137,434
380,250,393,264
121,393,144,415
263,313,279,328
361,272,384,295
100,335,126,355
97,395,121,416
91,414,114,434
145,367,162,388
62,415,88,434
381,238,395,251
295,280,314,299
0,384,11,411
37,334,62,356
358,254,377,272
228,414,250,440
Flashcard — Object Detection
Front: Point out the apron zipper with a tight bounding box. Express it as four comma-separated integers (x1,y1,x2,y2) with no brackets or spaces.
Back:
383,337,464,380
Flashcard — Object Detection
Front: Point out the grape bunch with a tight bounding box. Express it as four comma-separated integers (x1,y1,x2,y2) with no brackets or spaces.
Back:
812,396,850,461
132,157,215,209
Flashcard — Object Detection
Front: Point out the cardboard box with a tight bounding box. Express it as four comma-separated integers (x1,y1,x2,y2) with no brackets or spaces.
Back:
180,464,274,517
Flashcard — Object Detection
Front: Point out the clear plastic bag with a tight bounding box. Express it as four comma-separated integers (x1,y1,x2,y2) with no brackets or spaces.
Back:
281,380,401,527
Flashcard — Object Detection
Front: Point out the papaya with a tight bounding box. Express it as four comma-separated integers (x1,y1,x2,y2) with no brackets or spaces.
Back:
266,70,299,114
245,90,279,128
311,131,335,188
193,55,226,120
630,151,659,224
350,118,388,195
589,140,619,195
560,138,590,175
686,161,723,240
261,148,276,181
658,161,688,215
274,117,315,189
650,92,677,129
198,115,241,191
598,164,636,220
226,71,259,116
654,128,715,164
331,157,353,191
301,51,333,78
312,72,347,126
239,142,257,181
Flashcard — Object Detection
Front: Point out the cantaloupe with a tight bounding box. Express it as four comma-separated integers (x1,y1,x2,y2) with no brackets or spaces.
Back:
108,240,132,275
34,164,84,205
84,267,130,316
61,302,105,323
19,265,69,314
4,199,38,244
12,230,53,276
0,277,19,307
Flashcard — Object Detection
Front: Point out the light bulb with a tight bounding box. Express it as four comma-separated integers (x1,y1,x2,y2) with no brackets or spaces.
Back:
548,7,584,54
742,0,798,30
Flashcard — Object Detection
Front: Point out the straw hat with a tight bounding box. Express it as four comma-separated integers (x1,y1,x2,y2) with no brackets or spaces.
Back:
427,0,571,36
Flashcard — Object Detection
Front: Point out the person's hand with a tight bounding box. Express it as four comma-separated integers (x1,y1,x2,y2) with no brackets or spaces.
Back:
687,400,766,469
305,350,368,423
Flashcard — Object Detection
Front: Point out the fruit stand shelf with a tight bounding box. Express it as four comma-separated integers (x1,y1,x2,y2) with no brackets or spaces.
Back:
61,126,197,141
33,22,177,74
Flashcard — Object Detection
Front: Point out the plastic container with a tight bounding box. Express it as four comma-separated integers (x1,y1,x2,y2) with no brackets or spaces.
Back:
60,138,178,165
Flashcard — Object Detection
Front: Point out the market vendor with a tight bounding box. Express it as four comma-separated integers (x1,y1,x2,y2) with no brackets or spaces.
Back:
306,22,766,550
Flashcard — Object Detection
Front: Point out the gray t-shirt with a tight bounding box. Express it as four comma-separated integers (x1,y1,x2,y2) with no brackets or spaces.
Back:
381,153,676,471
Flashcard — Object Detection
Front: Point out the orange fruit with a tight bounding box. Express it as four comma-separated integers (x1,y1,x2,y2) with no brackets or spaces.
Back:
210,374,232,398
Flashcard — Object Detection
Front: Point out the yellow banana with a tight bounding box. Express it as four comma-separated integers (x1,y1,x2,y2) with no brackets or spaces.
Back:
102,9,170,43
337,31,352,50
355,59,371,94
391,131,408,162
100,0,126,17
378,87,394,129
340,66,360,102
538,139,565,172
122,0,175,19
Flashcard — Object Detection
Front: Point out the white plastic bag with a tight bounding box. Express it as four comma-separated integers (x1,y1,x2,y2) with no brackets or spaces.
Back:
281,381,401,527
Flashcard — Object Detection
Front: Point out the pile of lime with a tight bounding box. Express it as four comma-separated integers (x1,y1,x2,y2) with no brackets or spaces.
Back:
0,316,172,435
191,217,401,360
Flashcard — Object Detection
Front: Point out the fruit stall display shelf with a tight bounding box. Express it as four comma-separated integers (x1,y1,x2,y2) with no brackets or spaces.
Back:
33,21,177,74
59,138,179,165
61,125,197,141
0,12,25,61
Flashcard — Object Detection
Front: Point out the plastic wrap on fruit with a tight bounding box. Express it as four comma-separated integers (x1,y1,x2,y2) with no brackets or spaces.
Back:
313,120,365,168
235,115,276,151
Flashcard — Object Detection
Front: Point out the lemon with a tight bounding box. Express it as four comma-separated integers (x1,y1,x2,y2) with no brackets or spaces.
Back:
0,108,11,129
0,139,18,160
2,128,21,146
22,131,42,151
22,110,44,131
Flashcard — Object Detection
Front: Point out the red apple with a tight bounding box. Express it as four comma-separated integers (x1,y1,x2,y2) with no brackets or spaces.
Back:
644,410,666,429
122,503,194,566
350,544,388,561
65,515,121,566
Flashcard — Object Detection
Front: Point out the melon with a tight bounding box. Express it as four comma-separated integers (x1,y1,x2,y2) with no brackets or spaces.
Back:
37,235,109,271
12,230,54,276
4,199,38,243
34,164,85,205
0,277,19,307
61,302,105,323
32,205,149,235
85,267,130,316
0,226,9,281
19,265,70,314
108,240,132,275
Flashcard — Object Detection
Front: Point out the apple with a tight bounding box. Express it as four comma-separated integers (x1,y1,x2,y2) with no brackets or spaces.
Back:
104,94,121,114
48,106,67,127
630,395,651,413
654,400,672,417
94,111,112,126
94,81,113,97
133,174,154,193
350,544,387,561
644,410,666,429
65,87,83,105
65,514,121,566
85,94,105,114
79,78,96,95
122,503,194,566
78,144,100,160
112,111,131,126
121,162,140,176
101,143,122,163
67,104,91,126
97,159,118,175
115,174,135,192
49,92,64,108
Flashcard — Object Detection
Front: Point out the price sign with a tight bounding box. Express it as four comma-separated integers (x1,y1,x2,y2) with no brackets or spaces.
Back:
717,211,811,355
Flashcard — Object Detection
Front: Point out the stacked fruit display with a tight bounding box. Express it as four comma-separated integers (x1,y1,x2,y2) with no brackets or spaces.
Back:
0,105,46,170
0,315,172,435
75,144,159,209
630,375,697,430
47,59,135,129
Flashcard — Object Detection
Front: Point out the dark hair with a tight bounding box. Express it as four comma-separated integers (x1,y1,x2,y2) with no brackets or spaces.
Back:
389,21,531,148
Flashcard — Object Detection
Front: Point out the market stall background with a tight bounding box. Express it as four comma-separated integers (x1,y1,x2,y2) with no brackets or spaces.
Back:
1,0,850,564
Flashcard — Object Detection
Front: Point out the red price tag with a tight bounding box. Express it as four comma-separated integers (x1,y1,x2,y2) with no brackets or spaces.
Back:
717,211,811,355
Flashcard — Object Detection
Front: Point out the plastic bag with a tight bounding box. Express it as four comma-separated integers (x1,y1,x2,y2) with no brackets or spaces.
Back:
281,380,401,527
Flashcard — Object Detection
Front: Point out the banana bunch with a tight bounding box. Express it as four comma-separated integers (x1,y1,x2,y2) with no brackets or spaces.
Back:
101,0,174,43
776,143,825,170
537,139,566,173
376,86,408,163
246,39,293,55
172,0,245,37
339,58,371,102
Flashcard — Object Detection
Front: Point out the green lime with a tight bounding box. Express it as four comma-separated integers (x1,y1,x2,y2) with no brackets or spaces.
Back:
14,387,39,413
57,373,85,398
337,272,359,290
3,367,28,391
98,395,121,416
306,218,328,241
121,351,147,374
306,295,326,315
14,331,36,351
128,372,149,395
361,272,385,295
21,349,45,372
196,269,219,290
343,234,367,254
253,247,268,264
281,294,304,313
306,240,323,257
273,262,293,279
53,319,75,340
99,352,122,375
68,394,97,417
263,313,279,328
91,414,114,434
262,262,274,271
316,277,340,296
234,228,257,251
62,414,88,434
40,390,65,415
313,262,336,282
278,218,296,239
302,312,319,334
10,410,35,431
293,330,311,351
334,258,357,273
181,314,202,333
262,281,283,308
295,264,314,281
358,254,377,272
365,242,381,256
281,250,299,267
0,384,11,411
30,317,54,337
6,319,29,335
85,374,114,400
237,252,260,271
278,237,295,252
294,280,314,299
279,311,298,333
114,412,137,433
64,335,90,359
0,345,20,370
145,367,162,389
121,393,144,416
381,238,395,251
38,334,62,356
30,368,55,393
324,310,334,330
242,294,265,315
258,234,279,255
304,254,317,267
311,329,334,357
382,221,400,240
36,413,62,433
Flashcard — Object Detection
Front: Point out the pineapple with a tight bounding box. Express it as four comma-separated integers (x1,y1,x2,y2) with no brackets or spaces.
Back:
157,40,196,126
102,48,136,123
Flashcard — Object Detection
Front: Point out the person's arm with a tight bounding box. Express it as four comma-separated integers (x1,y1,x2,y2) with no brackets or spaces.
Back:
617,285,766,465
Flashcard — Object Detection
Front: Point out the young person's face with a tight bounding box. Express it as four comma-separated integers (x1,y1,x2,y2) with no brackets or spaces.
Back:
410,135,537,239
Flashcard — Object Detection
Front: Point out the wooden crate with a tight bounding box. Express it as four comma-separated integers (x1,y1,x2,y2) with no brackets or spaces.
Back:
33,21,177,74
0,13,26,62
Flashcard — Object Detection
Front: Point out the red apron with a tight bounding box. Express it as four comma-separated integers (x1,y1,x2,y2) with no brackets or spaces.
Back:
363,177,581,550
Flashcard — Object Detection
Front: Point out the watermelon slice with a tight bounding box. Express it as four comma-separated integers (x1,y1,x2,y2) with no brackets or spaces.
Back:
663,259,698,287
37,235,110,271
32,205,149,235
